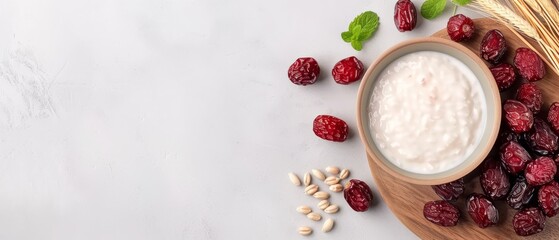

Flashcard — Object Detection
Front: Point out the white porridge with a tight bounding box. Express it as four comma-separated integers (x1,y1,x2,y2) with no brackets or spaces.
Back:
369,51,486,174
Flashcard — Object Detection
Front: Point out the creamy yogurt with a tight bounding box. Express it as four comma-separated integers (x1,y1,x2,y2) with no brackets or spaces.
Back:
368,51,486,174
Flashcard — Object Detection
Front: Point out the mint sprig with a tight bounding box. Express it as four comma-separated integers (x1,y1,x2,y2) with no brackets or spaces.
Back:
421,0,447,20
421,0,472,20
341,11,379,51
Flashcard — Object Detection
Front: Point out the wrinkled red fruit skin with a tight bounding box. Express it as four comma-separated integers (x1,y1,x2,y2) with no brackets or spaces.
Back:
548,102,559,134
312,115,348,142
490,63,516,91
447,14,475,42
423,200,460,227
332,56,364,85
500,140,533,175
467,193,499,228
507,176,535,210
287,57,320,85
503,100,534,134
432,178,464,202
344,179,374,212
525,156,557,186
525,118,558,156
538,181,559,217
480,30,507,64
394,0,417,32
480,159,511,200
516,83,543,114
513,207,546,236
514,47,546,82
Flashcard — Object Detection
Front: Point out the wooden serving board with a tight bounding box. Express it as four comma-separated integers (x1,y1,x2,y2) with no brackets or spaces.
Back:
368,18,559,240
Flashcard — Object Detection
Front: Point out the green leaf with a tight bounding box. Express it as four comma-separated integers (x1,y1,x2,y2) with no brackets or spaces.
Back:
341,11,380,51
452,0,471,6
358,30,372,41
349,11,379,33
421,0,447,20
349,11,368,32
341,31,353,43
351,25,362,41
351,40,362,51
359,20,379,40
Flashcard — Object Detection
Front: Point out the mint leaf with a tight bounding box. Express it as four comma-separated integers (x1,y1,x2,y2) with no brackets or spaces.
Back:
342,11,380,51
351,25,362,41
349,11,379,37
421,0,447,20
357,14,379,41
452,0,471,6
341,31,353,43
351,40,362,51
358,30,372,41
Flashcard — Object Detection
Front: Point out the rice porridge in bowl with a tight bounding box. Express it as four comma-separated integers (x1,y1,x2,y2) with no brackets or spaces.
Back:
356,37,501,185
369,51,485,174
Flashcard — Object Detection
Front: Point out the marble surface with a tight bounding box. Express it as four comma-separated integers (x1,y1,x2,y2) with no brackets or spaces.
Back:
0,0,481,239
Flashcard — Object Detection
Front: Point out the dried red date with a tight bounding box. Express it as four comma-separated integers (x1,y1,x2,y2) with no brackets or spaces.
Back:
480,30,506,64
525,156,557,186
344,179,374,212
516,83,543,114
525,118,558,156
447,14,475,42
548,102,559,134
503,100,533,134
513,207,546,236
313,115,348,142
287,57,320,85
332,56,364,85
466,193,499,228
423,200,460,227
431,178,464,201
507,176,535,210
490,63,516,91
538,181,559,217
516,83,542,114
514,47,546,82
500,140,532,175
480,159,510,199
394,0,417,32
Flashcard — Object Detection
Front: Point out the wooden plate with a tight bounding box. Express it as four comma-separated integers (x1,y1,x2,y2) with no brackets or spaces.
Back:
367,18,559,239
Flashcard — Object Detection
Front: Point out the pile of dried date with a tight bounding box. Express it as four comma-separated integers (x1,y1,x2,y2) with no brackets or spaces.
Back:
422,15,559,237
288,167,374,236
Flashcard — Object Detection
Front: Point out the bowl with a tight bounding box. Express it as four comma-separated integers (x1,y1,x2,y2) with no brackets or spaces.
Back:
356,37,501,185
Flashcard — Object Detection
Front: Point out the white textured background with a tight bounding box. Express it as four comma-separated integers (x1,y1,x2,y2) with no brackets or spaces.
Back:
0,0,480,239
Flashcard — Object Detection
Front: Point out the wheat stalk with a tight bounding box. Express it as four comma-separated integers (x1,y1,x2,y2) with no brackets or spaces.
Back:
539,0,559,36
470,0,540,40
554,0,559,8
521,0,559,44
522,0,542,12
541,0,559,22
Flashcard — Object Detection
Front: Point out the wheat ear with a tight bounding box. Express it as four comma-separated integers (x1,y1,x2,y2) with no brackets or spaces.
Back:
470,0,539,39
